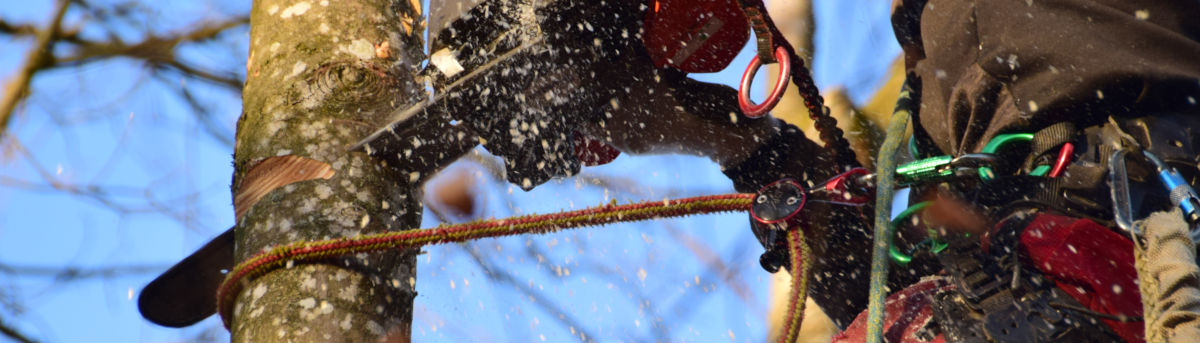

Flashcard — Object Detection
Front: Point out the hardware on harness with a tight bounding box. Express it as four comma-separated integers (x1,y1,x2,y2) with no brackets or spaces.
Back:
750,168,873,272
1110,148,1200,241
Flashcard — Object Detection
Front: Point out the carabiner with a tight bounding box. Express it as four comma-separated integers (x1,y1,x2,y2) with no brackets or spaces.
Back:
737,46,790,118
978,133,1034,181
810,167,874,206
1110,148,1200,240
887,201,949,265
1110,148,1138,235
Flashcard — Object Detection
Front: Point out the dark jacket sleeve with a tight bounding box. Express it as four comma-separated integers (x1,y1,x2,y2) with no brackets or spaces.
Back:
894,0,1200,155
721,124,840,193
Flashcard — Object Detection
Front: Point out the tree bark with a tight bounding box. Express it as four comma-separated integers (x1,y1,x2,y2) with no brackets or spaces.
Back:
231,0,426,341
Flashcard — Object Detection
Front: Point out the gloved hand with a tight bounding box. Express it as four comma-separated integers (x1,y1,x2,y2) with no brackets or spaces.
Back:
576,55,784,172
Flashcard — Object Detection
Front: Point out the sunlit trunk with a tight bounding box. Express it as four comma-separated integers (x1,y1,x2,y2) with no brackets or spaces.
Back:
230,0,427,340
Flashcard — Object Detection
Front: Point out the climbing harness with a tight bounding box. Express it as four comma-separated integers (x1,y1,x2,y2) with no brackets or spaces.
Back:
876,106,1200,343
929,211,1130,342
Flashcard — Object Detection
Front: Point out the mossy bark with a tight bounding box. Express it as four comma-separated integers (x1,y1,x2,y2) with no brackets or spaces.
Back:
231,0,426,341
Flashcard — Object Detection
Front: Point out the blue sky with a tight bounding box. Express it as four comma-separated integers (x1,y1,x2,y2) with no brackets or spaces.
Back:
0,1,898,342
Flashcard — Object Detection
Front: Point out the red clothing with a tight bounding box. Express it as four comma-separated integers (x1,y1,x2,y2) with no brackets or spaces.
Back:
834,214,1144,342
1020,214,1143,343
833,278,950,343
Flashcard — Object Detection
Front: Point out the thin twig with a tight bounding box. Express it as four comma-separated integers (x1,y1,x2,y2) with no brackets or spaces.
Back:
51,18,247,68
0,0,71,139
0,316,37,343
464,247,600,343
0,263,165,281
426,202,597,342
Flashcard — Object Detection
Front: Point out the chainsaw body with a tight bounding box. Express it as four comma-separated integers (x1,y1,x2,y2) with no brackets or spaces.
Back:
143,0,761,329
359,0,754,189
361,0,645,189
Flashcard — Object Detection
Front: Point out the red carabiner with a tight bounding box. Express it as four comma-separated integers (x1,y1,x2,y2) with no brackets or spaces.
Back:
738,46,791,118
1048,142,1074,178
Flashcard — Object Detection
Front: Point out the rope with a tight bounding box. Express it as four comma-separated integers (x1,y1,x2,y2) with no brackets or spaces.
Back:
866,78,917,343
736,0,858,169
787,56,857,169
780,229,812,343
217,193,818,337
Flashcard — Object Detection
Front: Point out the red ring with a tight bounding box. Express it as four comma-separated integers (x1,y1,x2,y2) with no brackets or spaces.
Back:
738,46,791,118
1048,142,1074,178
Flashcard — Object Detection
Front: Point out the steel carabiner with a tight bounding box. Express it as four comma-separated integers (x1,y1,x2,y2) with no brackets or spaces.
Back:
1109,148,1200,241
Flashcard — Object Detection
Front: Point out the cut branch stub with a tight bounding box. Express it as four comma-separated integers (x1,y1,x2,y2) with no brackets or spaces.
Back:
234,155,335,220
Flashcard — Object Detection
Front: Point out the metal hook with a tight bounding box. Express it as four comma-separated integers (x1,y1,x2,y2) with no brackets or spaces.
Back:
1110,148,1200,241
1109,148,1138,236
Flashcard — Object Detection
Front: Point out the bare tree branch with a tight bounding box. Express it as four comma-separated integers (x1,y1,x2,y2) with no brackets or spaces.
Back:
51,17,248,90
664,225,760,312
52,17,246,66
0,263,165,281
0,316,37,343
0,0,70,139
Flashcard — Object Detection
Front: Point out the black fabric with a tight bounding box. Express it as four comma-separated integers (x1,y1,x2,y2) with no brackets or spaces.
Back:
1023,122,1076,170
723,124,943,328
721,123,840,193
892,0,1200,156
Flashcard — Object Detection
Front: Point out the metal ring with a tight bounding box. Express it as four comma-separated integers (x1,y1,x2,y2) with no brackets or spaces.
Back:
738,46,791,118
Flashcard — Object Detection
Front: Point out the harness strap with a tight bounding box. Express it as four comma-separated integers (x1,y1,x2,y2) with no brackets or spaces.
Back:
1024,122,1076,170
931,210,1125,342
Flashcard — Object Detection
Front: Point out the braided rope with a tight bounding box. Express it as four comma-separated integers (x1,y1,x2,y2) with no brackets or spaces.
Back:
865,79,917,343
780,229,812,343
736,0,858,168
217,193,769,328
789,62,858,169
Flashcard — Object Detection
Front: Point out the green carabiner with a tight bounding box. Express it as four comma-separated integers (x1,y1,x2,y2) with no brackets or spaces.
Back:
978,133,1034,181
887,201,943,265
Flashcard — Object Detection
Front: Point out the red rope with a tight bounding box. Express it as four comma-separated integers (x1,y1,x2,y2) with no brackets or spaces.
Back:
219,194,764,326
218,193,814,342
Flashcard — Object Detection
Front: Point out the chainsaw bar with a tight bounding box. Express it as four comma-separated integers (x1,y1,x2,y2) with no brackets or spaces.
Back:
356,0,642,189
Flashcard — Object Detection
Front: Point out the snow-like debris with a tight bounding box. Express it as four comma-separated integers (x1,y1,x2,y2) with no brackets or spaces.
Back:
280,2,311,19
298,297,317,309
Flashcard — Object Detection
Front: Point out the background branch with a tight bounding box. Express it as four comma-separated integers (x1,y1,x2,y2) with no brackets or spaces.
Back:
0,0,70,139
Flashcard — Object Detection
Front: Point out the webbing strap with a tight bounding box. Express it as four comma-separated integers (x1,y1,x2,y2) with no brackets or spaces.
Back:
1025,122,1076,170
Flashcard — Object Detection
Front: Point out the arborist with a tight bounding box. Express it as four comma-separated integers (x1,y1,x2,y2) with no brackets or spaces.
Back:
581,0,1200,342
139,0,1200,341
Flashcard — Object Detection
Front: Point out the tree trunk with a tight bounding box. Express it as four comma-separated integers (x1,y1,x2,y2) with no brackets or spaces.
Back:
231,0,427,341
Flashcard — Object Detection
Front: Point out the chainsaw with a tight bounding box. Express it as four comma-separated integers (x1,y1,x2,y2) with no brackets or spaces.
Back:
355,0,759,189
140,0,771,328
